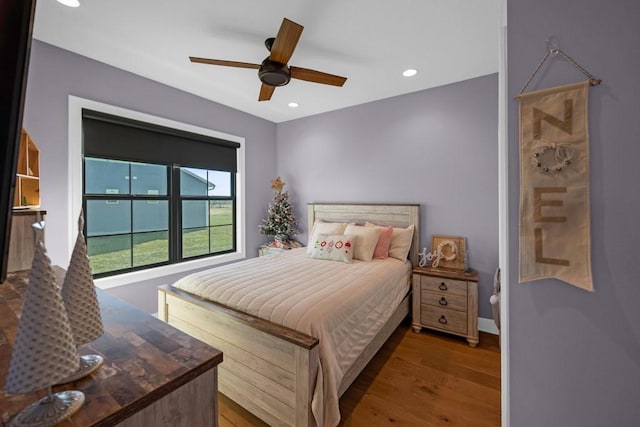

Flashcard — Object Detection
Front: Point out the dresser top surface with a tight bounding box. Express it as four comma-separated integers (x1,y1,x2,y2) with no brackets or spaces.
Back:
413,266,479,282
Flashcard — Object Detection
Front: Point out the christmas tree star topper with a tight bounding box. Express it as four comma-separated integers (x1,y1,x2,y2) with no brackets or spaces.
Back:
271,176,285,194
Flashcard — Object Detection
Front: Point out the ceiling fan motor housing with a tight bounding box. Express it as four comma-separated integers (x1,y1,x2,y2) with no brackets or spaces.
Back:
259,58,291,86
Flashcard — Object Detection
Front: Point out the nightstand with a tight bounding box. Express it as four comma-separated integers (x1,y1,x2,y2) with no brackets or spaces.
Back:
411,267,479,347
258,245,286,256
259,239,303,257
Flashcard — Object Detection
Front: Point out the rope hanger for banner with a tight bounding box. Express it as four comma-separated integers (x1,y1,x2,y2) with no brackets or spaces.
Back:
516,41,602,99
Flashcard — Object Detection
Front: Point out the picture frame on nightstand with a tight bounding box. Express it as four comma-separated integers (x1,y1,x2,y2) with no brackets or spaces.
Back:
430,234,467,271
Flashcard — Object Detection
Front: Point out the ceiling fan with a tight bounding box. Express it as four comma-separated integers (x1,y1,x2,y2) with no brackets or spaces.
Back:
189,18,347,101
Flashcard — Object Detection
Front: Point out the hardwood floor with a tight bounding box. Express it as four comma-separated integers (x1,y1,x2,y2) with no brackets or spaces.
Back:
219,320,501,426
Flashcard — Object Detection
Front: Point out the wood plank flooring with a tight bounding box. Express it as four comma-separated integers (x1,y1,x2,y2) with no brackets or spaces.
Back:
219,320,501,426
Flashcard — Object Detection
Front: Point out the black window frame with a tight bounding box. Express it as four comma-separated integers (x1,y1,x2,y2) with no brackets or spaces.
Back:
81,109,239,278
175,167,237,261
83,158,171,276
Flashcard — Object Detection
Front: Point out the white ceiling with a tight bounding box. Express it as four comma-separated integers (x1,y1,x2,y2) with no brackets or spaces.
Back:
33,0,501,123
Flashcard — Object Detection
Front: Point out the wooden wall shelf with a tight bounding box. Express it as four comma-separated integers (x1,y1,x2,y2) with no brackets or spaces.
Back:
13,129,40,208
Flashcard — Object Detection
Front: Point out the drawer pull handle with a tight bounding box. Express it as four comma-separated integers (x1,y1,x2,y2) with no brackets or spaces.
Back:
439,297,448,306
439,315,448,324
439,282,448,291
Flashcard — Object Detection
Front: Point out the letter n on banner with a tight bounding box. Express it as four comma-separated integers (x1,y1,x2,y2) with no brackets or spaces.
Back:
518,81,594,291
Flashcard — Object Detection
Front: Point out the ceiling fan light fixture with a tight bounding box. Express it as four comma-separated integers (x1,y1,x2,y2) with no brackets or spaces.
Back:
288,102,299,108
402,68,418,77
57,0,80,7
259,59,291,87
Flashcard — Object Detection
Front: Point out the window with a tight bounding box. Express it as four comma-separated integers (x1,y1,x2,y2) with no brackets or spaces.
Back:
82,109,239,277
180,168,234,259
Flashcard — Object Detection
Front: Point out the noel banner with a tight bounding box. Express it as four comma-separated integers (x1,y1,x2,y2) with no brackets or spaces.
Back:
518,80,593,291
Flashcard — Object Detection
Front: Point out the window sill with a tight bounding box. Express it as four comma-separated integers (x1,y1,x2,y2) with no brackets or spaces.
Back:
94,251,245,290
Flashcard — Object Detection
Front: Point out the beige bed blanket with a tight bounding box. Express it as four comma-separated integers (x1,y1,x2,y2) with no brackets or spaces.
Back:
172,248,411,427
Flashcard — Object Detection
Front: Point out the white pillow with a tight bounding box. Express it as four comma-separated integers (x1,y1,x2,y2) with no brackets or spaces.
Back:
306,220,349,254
365,221,414,261
344,224,380,262
308,233,356,263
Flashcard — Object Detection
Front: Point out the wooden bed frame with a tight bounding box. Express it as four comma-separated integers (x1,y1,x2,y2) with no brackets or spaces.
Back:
158,203,420,426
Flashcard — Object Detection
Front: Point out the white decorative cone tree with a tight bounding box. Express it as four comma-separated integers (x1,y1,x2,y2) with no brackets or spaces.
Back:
4,230,85,426
58,213,105,384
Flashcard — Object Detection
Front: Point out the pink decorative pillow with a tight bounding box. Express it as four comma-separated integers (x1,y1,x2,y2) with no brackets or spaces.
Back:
373,226,393,259
365,221,415,261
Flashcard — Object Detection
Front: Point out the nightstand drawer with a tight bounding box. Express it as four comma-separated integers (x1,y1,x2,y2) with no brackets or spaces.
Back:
421,290,467,312
421,305,468,335
419,275,467,296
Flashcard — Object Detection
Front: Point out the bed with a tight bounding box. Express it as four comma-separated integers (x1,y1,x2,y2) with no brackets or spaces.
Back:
157,203,420,426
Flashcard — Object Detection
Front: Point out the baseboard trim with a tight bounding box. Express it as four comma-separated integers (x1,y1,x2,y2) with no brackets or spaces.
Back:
479,317,500,335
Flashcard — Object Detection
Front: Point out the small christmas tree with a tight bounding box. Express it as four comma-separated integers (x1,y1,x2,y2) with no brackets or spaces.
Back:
259,177,298,241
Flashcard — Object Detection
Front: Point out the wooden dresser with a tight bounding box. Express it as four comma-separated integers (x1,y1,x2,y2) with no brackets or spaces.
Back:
7,209,45,272
411,267,479,347
0,268,223,426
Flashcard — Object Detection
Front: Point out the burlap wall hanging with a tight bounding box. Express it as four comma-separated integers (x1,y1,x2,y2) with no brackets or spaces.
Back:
516,48,601,292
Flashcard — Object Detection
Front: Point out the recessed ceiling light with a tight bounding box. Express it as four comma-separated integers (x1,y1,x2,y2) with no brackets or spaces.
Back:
288,102,299,108
57,0,80,7
402,69,418,77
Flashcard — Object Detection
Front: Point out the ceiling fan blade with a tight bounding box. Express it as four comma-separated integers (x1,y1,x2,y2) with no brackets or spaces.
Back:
269,18,304,64
189,56,260,69
290,66,347,87
259,83,275,101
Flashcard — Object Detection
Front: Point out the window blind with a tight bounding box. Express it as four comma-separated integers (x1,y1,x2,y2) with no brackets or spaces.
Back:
82,109,240,172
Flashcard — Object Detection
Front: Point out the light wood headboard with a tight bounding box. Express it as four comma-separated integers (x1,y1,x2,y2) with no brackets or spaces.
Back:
307,203,420,266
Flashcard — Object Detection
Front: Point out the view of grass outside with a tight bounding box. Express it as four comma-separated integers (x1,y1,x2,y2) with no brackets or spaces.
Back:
88,231,169,274
183,202,233,258
88,203,233,275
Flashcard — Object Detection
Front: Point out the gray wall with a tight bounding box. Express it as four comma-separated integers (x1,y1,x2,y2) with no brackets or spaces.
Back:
508,1,640,425
277,74,499,319
23,40,277,312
